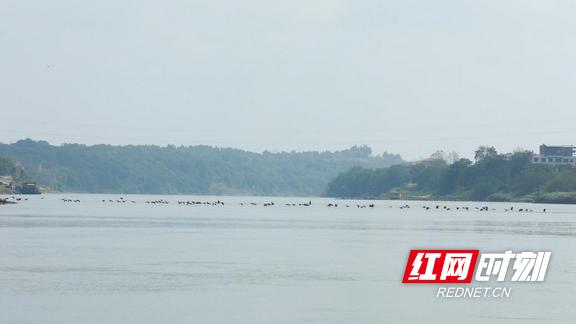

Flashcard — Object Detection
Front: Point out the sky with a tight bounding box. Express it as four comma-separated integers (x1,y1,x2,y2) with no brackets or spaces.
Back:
1,0,576,160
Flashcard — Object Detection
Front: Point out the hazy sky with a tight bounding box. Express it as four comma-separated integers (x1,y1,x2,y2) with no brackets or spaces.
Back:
1,0,576,160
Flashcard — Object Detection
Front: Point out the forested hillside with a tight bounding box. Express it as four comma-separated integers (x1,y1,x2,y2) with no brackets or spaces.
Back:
326,147,576,204
0,139,402,196
0,157,16,177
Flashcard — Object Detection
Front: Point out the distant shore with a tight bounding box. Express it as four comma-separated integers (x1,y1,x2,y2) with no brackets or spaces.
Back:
331,193,576,205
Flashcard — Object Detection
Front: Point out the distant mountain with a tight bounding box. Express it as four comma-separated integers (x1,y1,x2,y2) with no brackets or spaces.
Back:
0,139,402,196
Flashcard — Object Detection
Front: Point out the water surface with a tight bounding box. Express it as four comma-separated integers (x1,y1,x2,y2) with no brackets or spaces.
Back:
1,194,575,323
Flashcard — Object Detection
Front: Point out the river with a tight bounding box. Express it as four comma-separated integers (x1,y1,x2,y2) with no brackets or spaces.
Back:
0,194,575,323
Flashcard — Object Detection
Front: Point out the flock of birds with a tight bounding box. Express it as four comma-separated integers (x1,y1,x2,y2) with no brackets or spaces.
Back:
91,198,380,208
417,204,543,213
0,195,550,213
41,197,550,213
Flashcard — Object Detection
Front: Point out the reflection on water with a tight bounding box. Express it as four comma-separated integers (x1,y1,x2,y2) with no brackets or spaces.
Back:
0,194,575,323
470,220,576,237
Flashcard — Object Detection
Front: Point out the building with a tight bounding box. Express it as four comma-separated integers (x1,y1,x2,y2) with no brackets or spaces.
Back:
0,176,14,194
0,176,13,187
532,145,576,167
18,182,41,195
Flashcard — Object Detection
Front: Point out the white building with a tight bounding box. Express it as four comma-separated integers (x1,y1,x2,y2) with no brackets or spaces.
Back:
532,145,576,167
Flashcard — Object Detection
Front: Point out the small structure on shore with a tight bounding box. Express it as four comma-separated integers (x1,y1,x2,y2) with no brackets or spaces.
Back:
0,176,14,194
18,182,41,194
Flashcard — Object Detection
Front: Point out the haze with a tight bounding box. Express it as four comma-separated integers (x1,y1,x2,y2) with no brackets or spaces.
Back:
1,0,576,160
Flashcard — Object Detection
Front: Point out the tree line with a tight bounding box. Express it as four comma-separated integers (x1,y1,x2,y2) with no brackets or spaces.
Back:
326,146,576,204
0,139,402,196
0,157,16,176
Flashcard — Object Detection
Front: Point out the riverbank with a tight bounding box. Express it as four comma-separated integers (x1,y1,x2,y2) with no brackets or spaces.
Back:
0,198,16,205
333,191,576,205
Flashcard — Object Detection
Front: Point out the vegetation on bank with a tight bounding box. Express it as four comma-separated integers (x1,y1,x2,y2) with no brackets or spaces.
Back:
326,146,576,204
0,157,16,176
0,139,402,196
0,156,39,194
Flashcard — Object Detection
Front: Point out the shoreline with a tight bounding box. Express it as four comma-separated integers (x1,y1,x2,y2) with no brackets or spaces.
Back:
0,198,16,205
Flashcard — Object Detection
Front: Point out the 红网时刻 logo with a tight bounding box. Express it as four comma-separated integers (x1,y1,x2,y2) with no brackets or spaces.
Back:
402,250,551,298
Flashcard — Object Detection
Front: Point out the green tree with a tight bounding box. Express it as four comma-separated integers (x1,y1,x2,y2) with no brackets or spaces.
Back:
474,146,498,162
